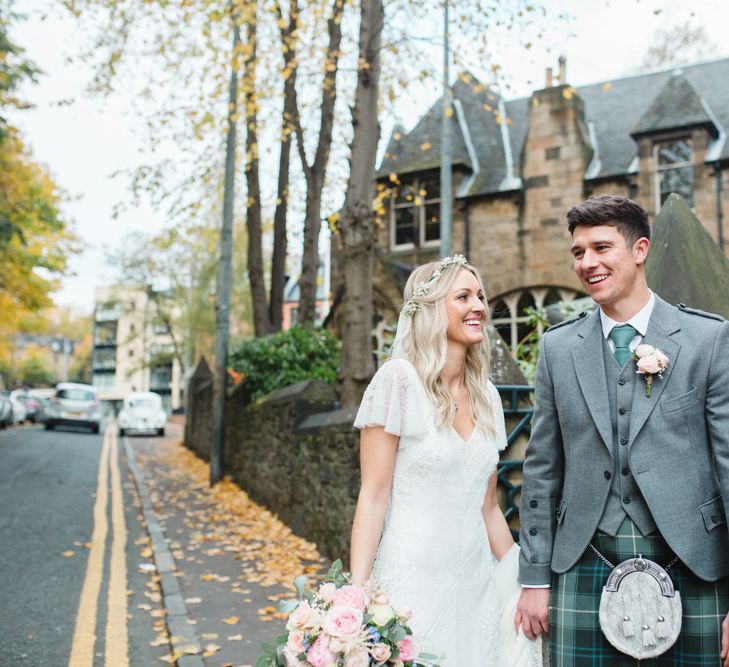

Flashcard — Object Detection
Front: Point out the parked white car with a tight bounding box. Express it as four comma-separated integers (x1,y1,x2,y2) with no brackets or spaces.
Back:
118,392,166,436
8,391,27,424
44,383,102,433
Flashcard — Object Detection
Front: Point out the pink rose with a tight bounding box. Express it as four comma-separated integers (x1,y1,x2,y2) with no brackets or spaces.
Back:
324,605,363,637
287,600,320,631
344,649,370,667
370,642,392,664
318,582,338,603
637,355,661,374
307,637,336,667
287,630,306,653
334,584,367,610
634,344,653,358
655,350,669,367
397,636,418,662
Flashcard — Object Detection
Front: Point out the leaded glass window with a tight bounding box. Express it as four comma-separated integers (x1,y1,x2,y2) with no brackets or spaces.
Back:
655,138,693,211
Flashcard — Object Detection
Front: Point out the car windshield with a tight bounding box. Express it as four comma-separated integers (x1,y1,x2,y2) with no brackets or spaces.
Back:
57,388,95,401
128,398,158,408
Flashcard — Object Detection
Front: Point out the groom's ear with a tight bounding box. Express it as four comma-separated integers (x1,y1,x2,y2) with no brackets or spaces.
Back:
633,237,650,266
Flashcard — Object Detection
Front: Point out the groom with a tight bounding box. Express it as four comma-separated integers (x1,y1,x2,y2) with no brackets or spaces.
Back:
516,195,729,665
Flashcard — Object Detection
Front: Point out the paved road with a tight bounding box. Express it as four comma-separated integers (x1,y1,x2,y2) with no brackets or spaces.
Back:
0,423,170,666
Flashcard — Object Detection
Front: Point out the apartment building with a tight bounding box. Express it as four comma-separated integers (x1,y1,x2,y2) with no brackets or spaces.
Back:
92,285,183,413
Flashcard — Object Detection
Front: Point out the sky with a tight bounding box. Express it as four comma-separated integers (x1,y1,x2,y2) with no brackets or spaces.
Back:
8,0,729,313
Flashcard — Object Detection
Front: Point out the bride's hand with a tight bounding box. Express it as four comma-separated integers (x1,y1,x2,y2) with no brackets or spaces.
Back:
514,587,550,640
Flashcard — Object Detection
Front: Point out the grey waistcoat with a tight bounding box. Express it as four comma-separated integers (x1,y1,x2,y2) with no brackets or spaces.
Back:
597,338,657,536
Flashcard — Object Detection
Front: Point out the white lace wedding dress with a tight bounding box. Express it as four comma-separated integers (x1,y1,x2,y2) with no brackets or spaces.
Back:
354,358,542,667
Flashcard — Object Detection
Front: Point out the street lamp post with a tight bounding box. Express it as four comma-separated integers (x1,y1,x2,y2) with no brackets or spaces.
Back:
439,0,452,258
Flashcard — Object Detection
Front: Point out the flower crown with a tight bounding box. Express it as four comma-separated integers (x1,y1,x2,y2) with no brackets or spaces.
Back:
403,254,469,316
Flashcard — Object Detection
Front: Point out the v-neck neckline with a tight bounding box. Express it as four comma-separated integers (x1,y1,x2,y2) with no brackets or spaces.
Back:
450,423,478,444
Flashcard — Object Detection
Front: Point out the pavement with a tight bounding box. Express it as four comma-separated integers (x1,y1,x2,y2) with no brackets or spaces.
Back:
123,419,325,667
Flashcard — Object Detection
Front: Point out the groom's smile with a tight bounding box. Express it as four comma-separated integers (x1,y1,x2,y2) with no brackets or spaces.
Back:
570,224,650,318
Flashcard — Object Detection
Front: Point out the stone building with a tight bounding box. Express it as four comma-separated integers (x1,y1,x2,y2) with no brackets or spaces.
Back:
370,57,729,349
92,285,183,413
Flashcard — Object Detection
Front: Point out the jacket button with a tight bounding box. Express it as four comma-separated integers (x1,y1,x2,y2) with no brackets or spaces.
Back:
604,470,612,480
621,467,629,476
623,497,631,504
618,378,627,385
529,527,538,535
529,500,538,508
620,438,628,445
618,408,626,415
711,515,718,523
530,554,539,563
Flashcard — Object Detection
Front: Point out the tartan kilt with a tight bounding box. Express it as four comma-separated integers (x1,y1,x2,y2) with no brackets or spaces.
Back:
550,517,729,666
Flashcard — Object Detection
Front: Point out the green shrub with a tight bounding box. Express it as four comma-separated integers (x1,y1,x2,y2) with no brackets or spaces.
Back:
229,326,341,400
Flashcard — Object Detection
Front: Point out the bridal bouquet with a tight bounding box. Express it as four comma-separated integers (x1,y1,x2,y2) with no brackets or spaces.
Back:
256,560,440,667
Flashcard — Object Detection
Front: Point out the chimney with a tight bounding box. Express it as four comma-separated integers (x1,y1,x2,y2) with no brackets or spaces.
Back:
545,67,553,88
558,55,566,84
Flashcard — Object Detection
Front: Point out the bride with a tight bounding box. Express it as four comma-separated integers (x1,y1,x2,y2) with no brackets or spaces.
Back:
349,255,542,666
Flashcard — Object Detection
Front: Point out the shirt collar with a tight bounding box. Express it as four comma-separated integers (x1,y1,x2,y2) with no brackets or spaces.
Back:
600,291,655,339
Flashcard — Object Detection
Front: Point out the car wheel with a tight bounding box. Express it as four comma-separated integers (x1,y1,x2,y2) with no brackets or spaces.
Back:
45,422,54,431
92,424,100,434
157,427,165,436
118,428,125,437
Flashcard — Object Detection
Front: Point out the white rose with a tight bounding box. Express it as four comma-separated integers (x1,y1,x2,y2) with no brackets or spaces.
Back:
367,603,396,626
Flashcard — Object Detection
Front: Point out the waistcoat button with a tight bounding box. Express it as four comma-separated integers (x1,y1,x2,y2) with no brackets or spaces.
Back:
623,496,631,504
620,438,628,445
604,470,612,480
621,467,629,476
529,527,538,535
618,408,626,415
618,378,627,385
529,499,538,508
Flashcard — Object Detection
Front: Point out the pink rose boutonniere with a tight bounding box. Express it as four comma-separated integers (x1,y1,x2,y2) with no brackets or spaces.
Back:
633,344,669,397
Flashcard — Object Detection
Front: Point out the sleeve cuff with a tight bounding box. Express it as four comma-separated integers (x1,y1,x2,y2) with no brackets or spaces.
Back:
521,584,551,588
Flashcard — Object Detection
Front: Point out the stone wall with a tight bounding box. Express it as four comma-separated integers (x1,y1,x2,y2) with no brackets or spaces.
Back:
184,360,532,564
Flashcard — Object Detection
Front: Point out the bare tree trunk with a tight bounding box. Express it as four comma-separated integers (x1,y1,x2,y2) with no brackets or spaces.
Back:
269,0,299,331
295,0,344,326
338,0,383,406
243,3,270,336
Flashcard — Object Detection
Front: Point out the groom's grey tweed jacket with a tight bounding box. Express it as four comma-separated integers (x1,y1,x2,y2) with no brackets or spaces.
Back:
518,296,729,585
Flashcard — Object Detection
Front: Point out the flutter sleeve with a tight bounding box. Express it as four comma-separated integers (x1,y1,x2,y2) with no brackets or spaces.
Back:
353,359,427,440
488,380,509,452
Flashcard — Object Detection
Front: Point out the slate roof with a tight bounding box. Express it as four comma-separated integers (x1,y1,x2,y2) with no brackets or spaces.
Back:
645,193,729,319
379,57,729,196
632,72,718,138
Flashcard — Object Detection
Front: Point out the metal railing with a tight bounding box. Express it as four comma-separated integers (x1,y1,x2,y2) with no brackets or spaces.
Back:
496,385,535,538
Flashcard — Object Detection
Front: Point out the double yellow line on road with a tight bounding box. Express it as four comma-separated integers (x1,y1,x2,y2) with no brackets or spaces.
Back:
68,426,129,667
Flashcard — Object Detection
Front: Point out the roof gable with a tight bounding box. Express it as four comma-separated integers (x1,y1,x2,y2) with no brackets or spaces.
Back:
631,71,717,138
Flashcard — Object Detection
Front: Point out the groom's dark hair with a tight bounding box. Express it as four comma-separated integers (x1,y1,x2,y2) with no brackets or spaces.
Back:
567,195,650,245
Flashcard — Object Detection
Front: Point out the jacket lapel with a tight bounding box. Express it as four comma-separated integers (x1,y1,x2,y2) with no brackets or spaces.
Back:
572,309,613,453
628,297,681,446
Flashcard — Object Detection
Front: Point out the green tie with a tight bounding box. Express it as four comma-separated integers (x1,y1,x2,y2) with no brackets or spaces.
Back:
609,324,638,366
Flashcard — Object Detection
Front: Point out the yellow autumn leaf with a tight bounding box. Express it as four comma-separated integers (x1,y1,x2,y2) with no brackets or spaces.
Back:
223,616,240,625
62,550,75,558
140,547,153,558
602,82,612,92
562,87,575,100
420,143,432,152
227,634,243,641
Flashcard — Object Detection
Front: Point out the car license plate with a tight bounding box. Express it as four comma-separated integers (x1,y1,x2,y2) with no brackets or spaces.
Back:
63,412,83,418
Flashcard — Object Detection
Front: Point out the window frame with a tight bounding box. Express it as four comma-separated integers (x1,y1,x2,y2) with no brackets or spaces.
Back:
653,136,694,214
389,176,443,251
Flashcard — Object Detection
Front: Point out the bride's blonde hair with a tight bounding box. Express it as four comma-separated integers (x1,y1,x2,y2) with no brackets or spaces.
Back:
396,259,494,435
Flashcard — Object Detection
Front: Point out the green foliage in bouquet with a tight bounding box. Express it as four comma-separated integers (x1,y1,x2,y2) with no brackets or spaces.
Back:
229,326,341,401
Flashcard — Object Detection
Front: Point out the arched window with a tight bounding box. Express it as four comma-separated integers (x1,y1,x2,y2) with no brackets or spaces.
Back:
490,287,582,350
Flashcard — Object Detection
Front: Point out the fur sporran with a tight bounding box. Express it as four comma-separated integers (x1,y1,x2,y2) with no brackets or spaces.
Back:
598,555,682,659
